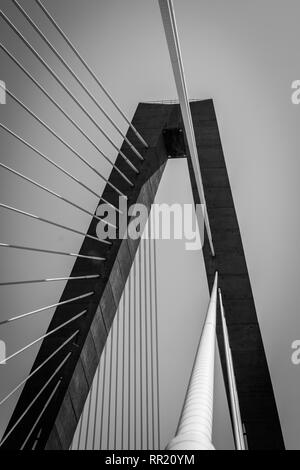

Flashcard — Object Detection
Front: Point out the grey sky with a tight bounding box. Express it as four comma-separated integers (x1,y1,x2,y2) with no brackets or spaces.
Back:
0,0,299,449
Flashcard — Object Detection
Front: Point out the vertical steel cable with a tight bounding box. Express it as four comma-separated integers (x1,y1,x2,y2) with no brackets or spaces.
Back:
133,261,137,450
121,287,126,450
107,324,114,450
143,236,149,449
114,309,120,450
219,289,245,450
148,215,156,449
139,244,143,450
153,213,161,450
128,274,131,449
99,345,107,450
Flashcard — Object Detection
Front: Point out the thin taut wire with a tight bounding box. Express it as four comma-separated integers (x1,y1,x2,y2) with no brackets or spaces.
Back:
35,0,149,149
0,43,134,188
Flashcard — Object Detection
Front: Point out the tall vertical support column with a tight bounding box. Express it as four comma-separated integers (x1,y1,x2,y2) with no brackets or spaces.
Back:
167,272,218,451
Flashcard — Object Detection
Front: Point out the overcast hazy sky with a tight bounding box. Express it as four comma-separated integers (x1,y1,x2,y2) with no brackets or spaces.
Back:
0,0,300,450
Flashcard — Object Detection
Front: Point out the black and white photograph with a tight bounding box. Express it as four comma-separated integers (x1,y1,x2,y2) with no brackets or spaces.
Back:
0,0,299,454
